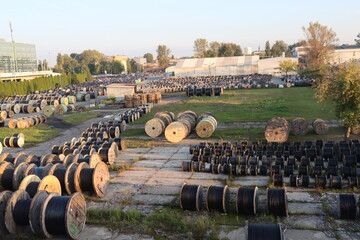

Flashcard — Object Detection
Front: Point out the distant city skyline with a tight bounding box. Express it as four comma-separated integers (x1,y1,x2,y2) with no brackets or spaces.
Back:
1,0,359,66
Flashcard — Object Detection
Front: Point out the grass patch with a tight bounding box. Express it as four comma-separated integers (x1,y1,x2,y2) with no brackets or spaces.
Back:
0,125,61,148
133,87,335,124
62,112,102,124
121,128,146,137
210,128,264,140
125,138,157,148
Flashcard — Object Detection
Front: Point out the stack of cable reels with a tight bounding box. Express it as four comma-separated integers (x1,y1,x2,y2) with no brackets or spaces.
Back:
313,119,329,135
290,117,309,136
145,111,174,138
0,189,86,239
165,111,197,143
7,115,46,129
54,104,68,115
195,112,217,138
2,133,25,148
264,117,290,143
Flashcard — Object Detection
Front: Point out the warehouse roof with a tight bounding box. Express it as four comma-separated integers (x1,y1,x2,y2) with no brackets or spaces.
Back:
173,56,259,69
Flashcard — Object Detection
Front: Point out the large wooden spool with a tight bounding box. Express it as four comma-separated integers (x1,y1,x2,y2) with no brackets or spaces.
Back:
264,117,290,143
313,119,329,135
290,117,309,136
196,113,217,138
43,105,55,117
145,111,174,138
0,190,12,235
18,175,62,198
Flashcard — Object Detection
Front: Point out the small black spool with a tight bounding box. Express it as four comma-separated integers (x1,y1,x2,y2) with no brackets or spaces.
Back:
328,158,338,167
44,195,70,235
289,175,299,187
212,164,221,174
180,184,203,211
294,151,302,161
249,165,258,176
259,165,268,176
247,223,283,240
315,157,324,167
273,174,284,187
315,175,327,188
191,161,201,172
348,177,358,188
322,147,334,159
223,164,231,175
181,161,191,171
239,165,247,176
284,165,293,177
229,156,238,165
275,157,284,167
206,185,229,213
53,168,67,193
236,187,258,215
287,156,295,166
343,155,357,167
300,157,309,166
312,166,322,177
338,194,357,219
342,167,353,178
302,175,310,188
330,176,342,189
231,165,238,176
13,198,32,225
270,165,280,176
327,166,338,177
267,188,288,217
1,168,15,191
26,182,40,198
298,166,308,177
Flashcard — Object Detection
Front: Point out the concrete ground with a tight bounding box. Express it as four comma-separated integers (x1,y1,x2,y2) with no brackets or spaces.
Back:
78,146,360,240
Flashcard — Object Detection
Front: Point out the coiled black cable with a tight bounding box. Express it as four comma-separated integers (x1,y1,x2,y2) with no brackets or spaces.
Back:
13,198,32,225
45,196,71,235
237,187,257,215
206,186,229,213
2,168,14,190
180,184,202,211
248,223,283,240
267,188,288,217
339,194,356,219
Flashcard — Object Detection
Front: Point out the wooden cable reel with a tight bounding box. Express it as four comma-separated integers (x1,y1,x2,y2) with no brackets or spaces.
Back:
74,162,109,197
313,119,329,135
290,117,309,136
18,175,62,198
264,117,290,143
179,183,203,211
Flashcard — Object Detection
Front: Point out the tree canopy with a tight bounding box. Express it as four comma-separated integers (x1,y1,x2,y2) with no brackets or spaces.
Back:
194,38,208,58
143,53,154,63
271,40,288,57
157,45,171,68
279,60,298,76
302,22,338,73
315,60,360,139
192,39,243,58
265,41,271,57
355,33,360,45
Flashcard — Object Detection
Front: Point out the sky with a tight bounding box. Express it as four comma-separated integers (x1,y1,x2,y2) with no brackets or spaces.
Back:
0,0,359,66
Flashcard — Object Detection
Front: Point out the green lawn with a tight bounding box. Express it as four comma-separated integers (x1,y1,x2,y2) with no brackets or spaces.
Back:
0,125,61,148
134,87,335,124
62,112,102,124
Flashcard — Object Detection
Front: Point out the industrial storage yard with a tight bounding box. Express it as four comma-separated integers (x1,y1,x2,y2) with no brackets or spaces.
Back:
0,73,359,240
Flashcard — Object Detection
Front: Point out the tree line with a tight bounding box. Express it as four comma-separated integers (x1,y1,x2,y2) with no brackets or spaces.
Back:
0,73,90,98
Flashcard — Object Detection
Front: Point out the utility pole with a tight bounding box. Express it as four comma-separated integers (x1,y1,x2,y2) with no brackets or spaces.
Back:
9,21,18,72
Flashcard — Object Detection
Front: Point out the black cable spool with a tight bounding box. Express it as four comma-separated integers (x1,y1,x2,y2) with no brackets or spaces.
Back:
214,156,220,165
304,140,313,148
262,156,271,166
180,184,203,211
302,175,310,187
294,151,302,161
220,156,228,165
53,168,67,193
237,187,258,215
249,157,258,166
338,194,357,219
259,165,268,176
284,165,293,177
312,166,322,177
203,155,212,163
225,149,232,157
300,157,309,166
266,151,273,158
240,156,247,166
298,166,308,177
294,141,301,150
181,161,191,171
283,151,290,159
212,164,221,174
247,223,283,240
26,181,40,197
44,196,70,235
343,155,356,167
231,165,238,176
275,157,284,167
204,147,212,156
300,146,306,156
323,147,334,159
348,177,358,188
315,157,324,167
192,148,200,156
267,188,288,217
256,152,263,159
250,165,258,176
289,146,295,155
229,156,238,165
206,185,229,213
223,164,231,175
13,198,32,225
340,148,351,160
316,139,323,149
289,175,299,187
328,158,338,167
342,167,353,178
315,175,327,188
327,166,338,177
271,165,280,175
305,147,317,161
215,149,222,156
273,174,284,187
191,155,199,162
1,168,15,190
275,151,282,158
330,176,342,189
287,156,295,166
239,165,247,176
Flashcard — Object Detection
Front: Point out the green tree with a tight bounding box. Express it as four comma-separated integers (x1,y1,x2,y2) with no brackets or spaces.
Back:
55,53,64,73
279,59,298,77
112,61,124,74
302,22,338,75
265,41,271,57
316,60,360,139
271,40,288,57
355,33,360,45
218,43,242,57
207,41,221,57
157,45,171,68
193,38,208,58
143,53,154,63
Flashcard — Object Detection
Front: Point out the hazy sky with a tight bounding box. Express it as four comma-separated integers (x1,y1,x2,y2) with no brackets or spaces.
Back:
1,0,359,65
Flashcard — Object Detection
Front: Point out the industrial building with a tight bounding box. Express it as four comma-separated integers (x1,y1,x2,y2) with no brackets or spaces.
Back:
106,84,136,100
0,39,58,82
165,56,297,76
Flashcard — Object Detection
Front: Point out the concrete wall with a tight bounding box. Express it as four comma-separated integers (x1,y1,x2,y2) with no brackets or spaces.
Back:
258,57,298,75
332,49,360,64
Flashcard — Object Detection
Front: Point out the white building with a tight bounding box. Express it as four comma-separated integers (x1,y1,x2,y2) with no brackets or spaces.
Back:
244,47,252,55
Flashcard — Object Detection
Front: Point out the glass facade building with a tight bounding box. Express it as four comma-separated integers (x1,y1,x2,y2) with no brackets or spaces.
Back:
0,41,37,73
